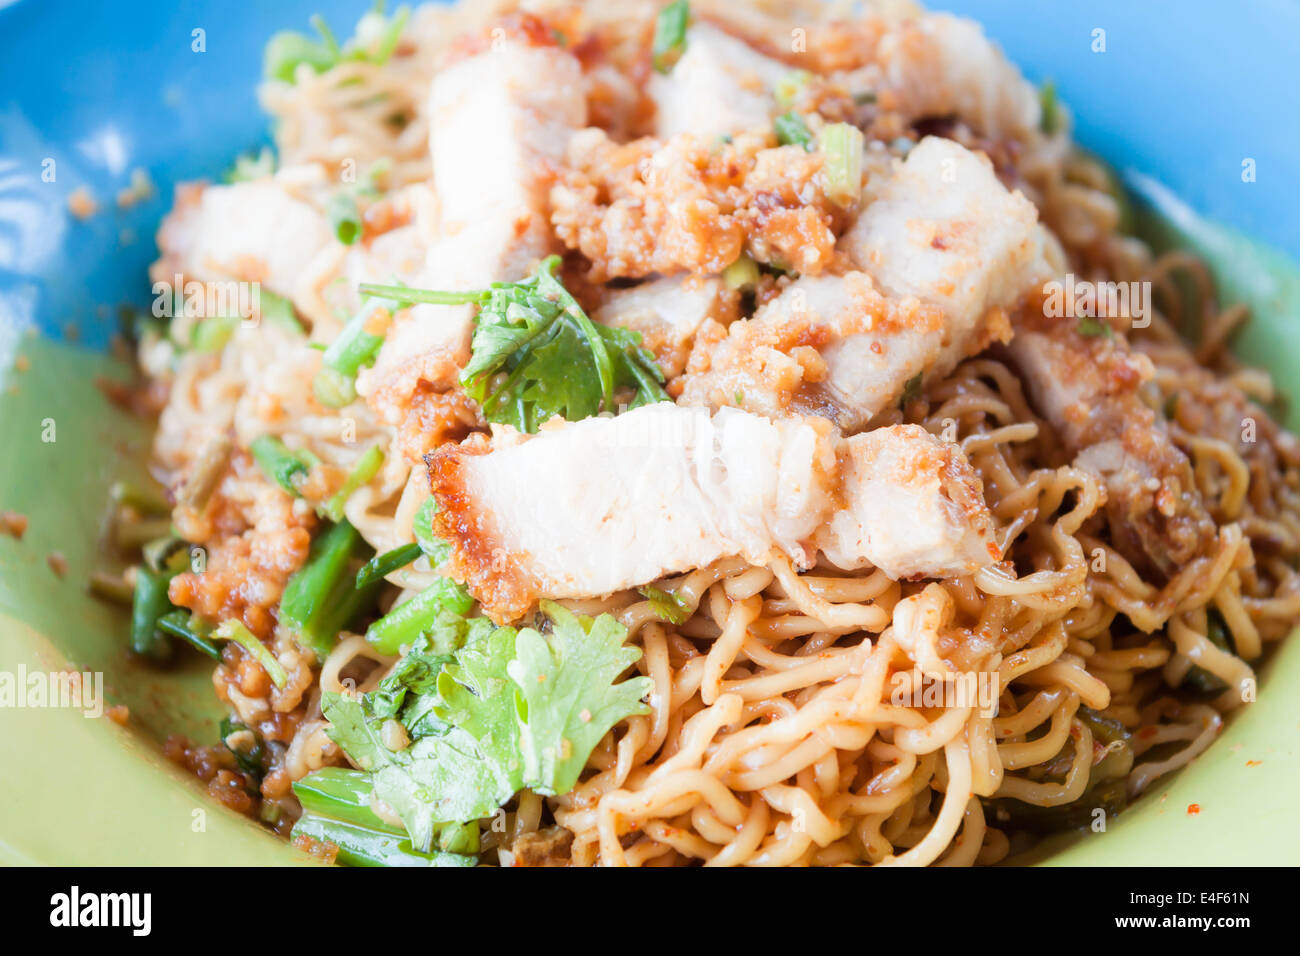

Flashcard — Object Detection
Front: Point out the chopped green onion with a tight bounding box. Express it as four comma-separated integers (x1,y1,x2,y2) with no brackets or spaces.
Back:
224,146,276,184
215,619,288,688
1184,610,1234,693
295,768,398,829
157,609,221,660
282,520,381,659
142,535,188,574
310,14,341,60
774,111,813,150
775,69,812,107
220,716,267,778
898,371,924,410
292,767,477,866
1077,316,1113,338
365,578,475,655
652,0,690,73
356,284,485,306
356,542,422,589
818,122,864,207
313,300,391,408
292,812,474,867
258,290,304,334
191,315,239,352
324,445,385,522
722,253,760,290
175,436,231,511
265,6,410,85
115,516,174,550
1039,80,1060,135
264,30,339,82
368,5,410,64
130,567,176,662
638,585,691,625
110,480,169,515
327,191,362,246
249,434,312,496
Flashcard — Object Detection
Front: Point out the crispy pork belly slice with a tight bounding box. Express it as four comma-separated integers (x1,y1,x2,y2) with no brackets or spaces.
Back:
678,272,948,428
154,178,336,308
428,40,587,288
649,23,789,141
593,276,737,378
358,40,587,419
1007,322,1217,577
842,136,1049,329
875,13,1041,141
681,138,1046,431
429,403,836,622
816,424,999,579
428,405,997,623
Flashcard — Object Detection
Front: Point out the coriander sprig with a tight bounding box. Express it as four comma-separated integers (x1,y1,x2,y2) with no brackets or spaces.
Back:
360,256,668,433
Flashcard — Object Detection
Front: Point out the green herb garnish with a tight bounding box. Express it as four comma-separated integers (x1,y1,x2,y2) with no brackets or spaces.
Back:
361,256,668,433
651,0,690,73
774,111,813,150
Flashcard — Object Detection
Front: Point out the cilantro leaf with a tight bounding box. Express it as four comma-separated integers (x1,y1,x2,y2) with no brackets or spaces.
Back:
364,639,452,724
508,602,653,795
322,692,394,773
364,610,490,730
324,691,509,853
322,602,653,854
360,256,669,432
372,729,513,852
434,623,524,791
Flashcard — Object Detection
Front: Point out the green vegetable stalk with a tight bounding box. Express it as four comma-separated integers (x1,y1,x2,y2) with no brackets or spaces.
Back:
281,520,381,659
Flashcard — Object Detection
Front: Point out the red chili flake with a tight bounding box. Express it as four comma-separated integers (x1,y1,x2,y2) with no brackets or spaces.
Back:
1187,803,1201,816
1246,760,1261,767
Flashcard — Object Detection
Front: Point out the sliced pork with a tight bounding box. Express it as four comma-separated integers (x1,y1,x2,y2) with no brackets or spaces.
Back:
873,13,1043,142
682,137,1049,431
427,403,997,622
1007,321,1217,576
649,23,789,141
154,176,337,314
593,276,737,378
358,38,588,420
